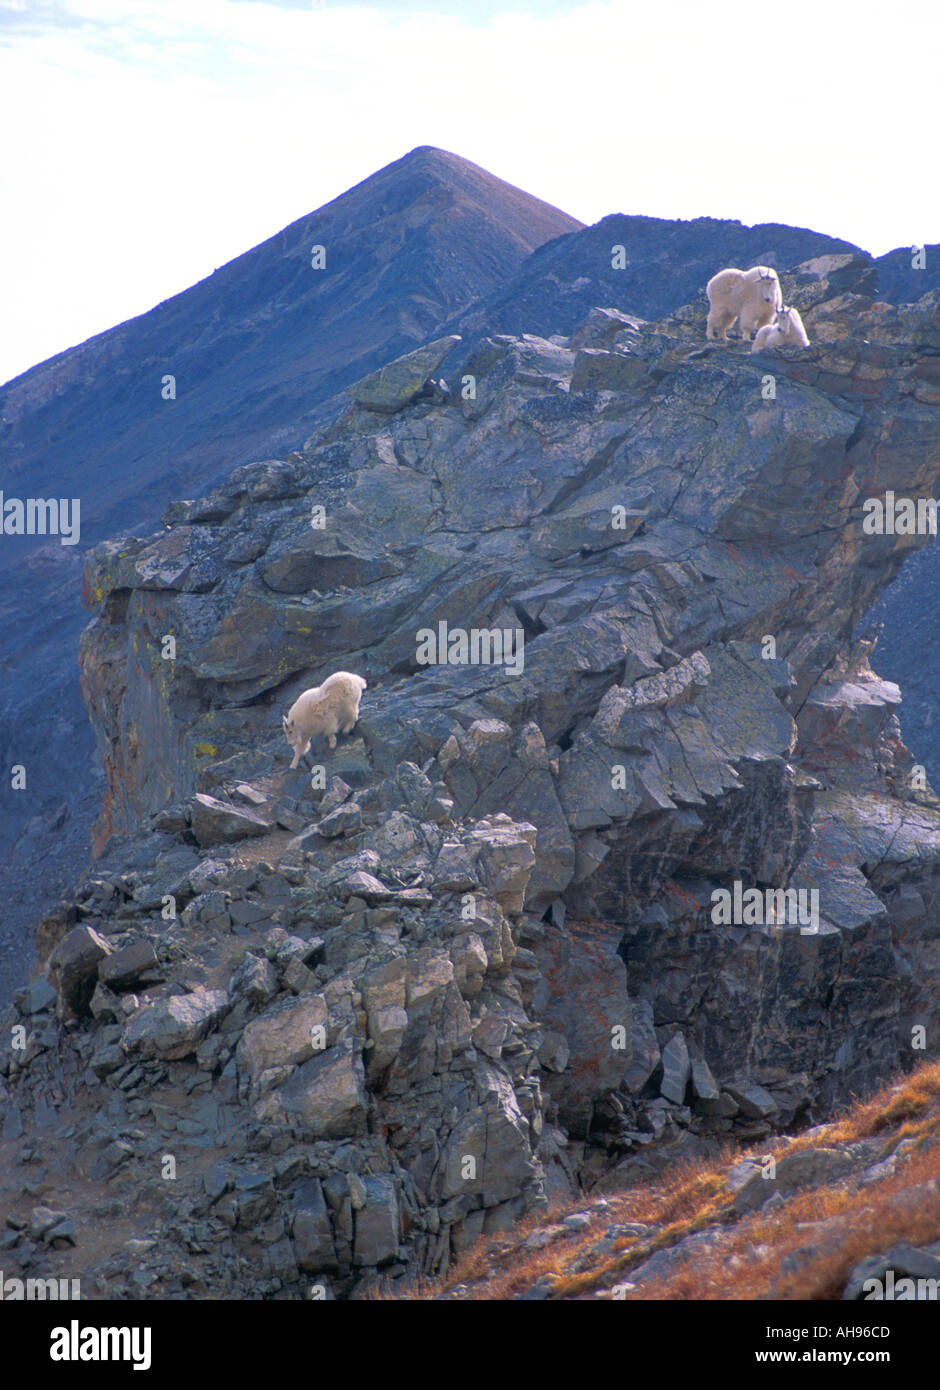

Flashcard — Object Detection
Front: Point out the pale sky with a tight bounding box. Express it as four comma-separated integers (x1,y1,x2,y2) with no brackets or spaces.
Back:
1,0,936,386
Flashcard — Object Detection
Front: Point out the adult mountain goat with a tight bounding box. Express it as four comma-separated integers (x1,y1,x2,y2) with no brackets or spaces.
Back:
706,265,783,343
282,672,367,768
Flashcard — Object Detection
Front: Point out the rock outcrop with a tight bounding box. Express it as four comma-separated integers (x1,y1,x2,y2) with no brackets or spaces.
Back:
416,1060,940,1301
3,256,940,1300
1,148,932,1026
0,145,582,1005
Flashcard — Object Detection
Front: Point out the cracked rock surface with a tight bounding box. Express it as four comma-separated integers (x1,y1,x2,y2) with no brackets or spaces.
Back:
3,259,940,1299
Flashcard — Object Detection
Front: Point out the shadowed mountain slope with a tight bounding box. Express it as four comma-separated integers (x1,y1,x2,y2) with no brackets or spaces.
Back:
446,212,864,342
0,145,583,550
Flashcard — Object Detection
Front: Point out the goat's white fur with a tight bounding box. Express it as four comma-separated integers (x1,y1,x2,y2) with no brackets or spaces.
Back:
706,265,783,342
282,672,367,768
751,305,811,353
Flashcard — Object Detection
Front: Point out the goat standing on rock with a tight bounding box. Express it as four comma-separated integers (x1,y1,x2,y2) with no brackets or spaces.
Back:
706,265,782,342
283,671,368,768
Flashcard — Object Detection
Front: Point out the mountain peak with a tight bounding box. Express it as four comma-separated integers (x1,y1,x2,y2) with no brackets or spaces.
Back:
399,143,462,162
327,145,583,248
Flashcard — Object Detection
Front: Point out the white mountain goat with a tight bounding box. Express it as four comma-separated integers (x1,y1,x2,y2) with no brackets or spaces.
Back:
751,305,811,353
706,265,783,342
282,672,368,768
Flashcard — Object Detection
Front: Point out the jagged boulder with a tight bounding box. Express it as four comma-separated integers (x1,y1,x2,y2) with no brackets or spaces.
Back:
353,1177,400,1267
190,794,271,848
48,926,113,1020
347,336,462,413
97,939,159,991
291,1179,339,1273
730,1145,861,1214
121,987,230,1060
258,1041,369,1139
236,994,330,1096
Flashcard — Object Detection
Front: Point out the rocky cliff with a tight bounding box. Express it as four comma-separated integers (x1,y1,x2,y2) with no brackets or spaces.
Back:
3,144,932,1023
2,251,940,1301
0,146,583,1005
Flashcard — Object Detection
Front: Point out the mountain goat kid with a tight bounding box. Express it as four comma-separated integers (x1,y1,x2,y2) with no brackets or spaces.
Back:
751,305,811,353
706,265,783,343
282,672,368,768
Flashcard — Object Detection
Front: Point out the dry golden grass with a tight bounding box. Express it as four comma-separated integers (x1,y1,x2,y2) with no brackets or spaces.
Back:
381,1059,940,1300
633,1134,940,1301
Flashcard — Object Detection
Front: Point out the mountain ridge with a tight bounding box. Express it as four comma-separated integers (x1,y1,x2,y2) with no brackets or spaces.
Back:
3,266,939,1299
1,147,937,1027
0,146,584,1006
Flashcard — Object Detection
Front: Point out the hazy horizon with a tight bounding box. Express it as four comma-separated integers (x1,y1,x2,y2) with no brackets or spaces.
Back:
2,0,937,386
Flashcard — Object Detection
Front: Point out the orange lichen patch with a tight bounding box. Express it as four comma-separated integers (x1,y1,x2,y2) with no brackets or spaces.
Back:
565,917,626,940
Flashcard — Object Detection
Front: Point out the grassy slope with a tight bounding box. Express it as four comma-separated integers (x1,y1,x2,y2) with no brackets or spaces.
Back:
385,1060,940,1301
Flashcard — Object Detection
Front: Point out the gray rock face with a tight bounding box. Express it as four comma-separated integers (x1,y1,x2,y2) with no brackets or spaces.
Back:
121,988,230,1060
524,917,631,1135
48,926,112,1019
660,1033,691,1104
191,794,271,847
622,998,660,1095
236,994,330,1095
570,348,648,394
439,721,572,910
0,149,584,1015
348,336,462,414
263,1041,369,1140
5,262,940,1302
